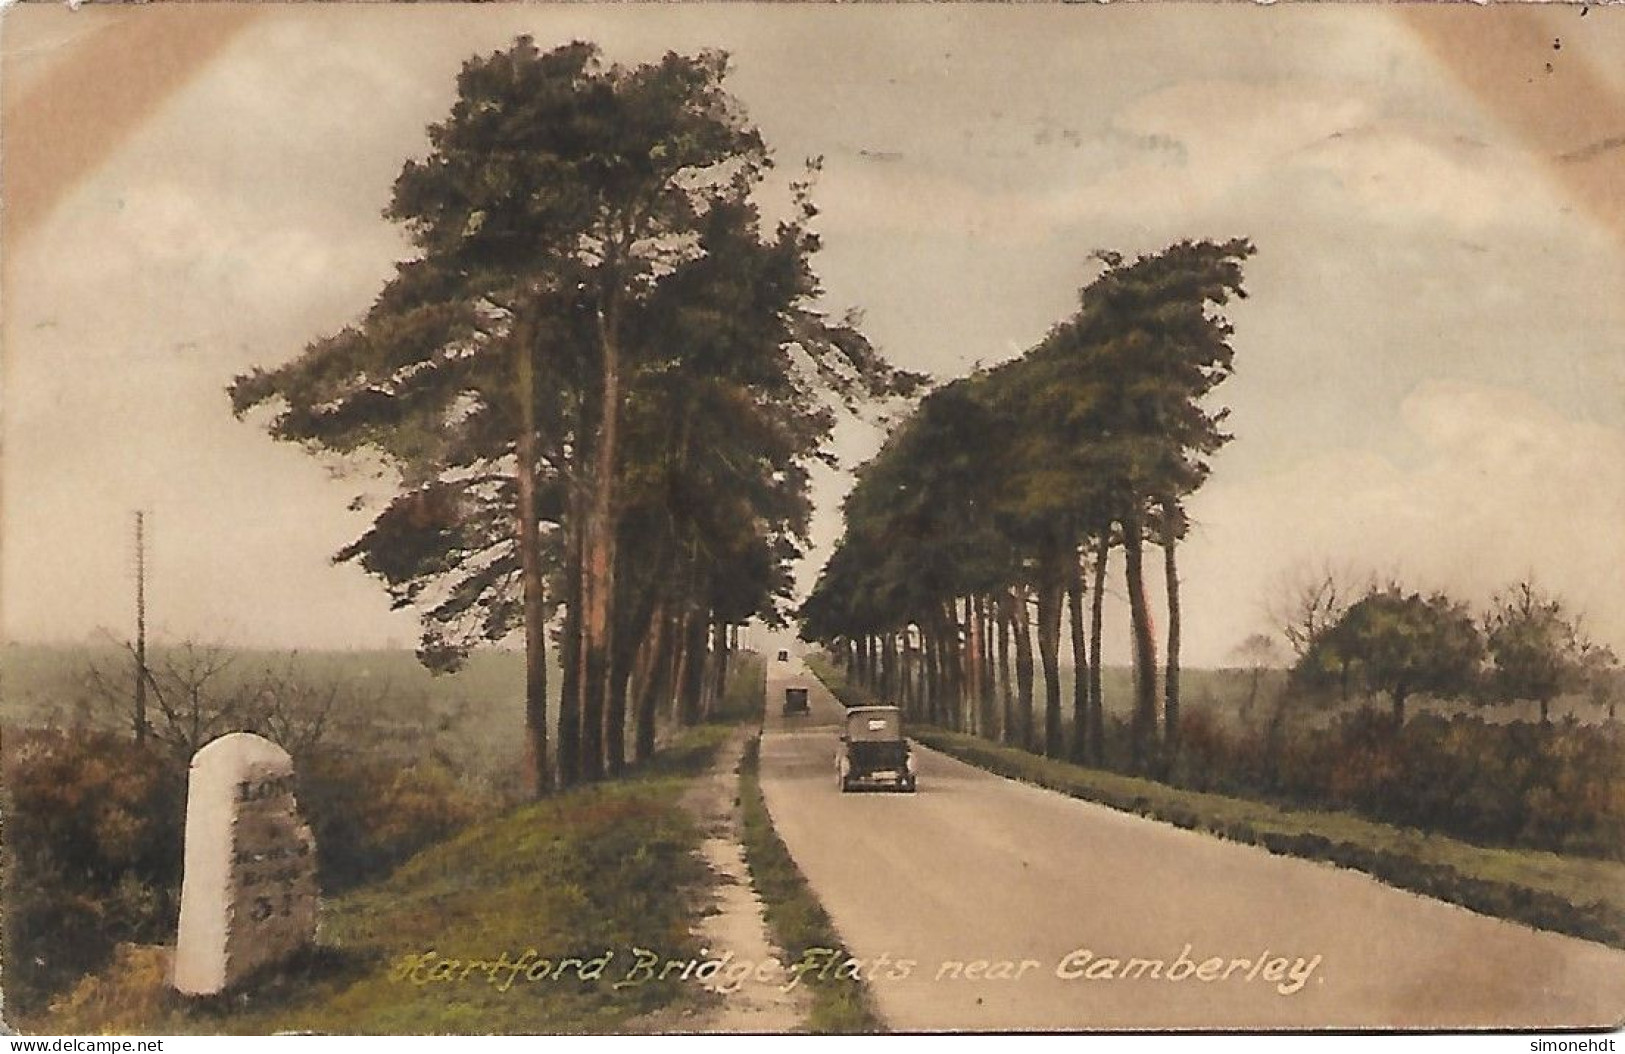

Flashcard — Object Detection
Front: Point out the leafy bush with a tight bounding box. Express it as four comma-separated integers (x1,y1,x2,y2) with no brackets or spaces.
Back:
2,729,185,1012
298,751,498,892
1175,706,1625,859
2,727,500,1012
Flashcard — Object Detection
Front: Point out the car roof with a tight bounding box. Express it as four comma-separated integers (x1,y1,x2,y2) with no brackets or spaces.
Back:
847,705,900,715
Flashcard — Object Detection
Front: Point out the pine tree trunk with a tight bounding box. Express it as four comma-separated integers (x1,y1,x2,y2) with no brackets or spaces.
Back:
669,613,689,724
663,609,684,727
1123,504,1160,773
613,546,672,770
677,607,708,725
557,528,584,789
579,279,626,784
710,617,730,717
917,628,927,716
895,630,909,713
982,596,997,735
633,610,672,763
949,603,967,731
902,627,917,716
929,625,941,724
1036,557,1064,759
515,326,550,798
698,637,715,720
1014,585,1036,751
926,624,940,724
1162,513,1182,774
925,628,941,724
915,627,927,716
628,620,659,719
966,597,985,736
606,645,632,776
580,649,607,779
1089,533,1108,764
1067,552,1088,763
998,592,1014,745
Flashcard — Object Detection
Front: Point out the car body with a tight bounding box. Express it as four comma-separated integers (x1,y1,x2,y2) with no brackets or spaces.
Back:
776,648,790,662
836,705,917,792
783,685,810,715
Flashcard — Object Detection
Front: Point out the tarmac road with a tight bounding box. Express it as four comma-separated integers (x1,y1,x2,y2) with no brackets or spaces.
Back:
757,656,1625,1031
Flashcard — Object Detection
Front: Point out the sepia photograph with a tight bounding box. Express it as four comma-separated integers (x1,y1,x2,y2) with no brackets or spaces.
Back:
2,0,1624,1036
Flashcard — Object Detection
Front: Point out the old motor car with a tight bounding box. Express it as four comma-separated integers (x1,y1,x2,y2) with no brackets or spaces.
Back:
783,684,811,715
836,705,917,792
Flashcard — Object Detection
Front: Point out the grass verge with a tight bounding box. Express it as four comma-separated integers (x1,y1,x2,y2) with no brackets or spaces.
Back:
737,737,883,1033
806,655,1625,952
803,654,863,710
33,723,737,1035
716,650,768,723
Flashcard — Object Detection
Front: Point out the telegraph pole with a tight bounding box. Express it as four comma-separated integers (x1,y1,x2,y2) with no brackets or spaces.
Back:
134,510,148,743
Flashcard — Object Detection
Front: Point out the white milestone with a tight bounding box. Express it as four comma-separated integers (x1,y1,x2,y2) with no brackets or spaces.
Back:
172,732,319,996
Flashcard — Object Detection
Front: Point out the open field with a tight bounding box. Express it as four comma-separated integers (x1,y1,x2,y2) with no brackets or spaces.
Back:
921,662,1616,734
1,642,532,774
7,641,1610,773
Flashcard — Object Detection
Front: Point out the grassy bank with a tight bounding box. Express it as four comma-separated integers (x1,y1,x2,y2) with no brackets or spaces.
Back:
737,737,883,1033
32,724,737,1035
803,654,863,710
717,650,768,722
806,656,1625,951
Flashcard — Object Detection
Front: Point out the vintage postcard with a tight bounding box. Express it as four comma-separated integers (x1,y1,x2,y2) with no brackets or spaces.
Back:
3,0,1623,1036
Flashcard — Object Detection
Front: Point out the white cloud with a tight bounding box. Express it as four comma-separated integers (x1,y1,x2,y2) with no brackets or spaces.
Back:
811,73,1584,260
1182,380,1625,662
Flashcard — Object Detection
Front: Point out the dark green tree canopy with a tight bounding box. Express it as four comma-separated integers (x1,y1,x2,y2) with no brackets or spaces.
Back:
800,238,1255,646
1299,588,1484,720
1483,580,1585,718
231,36,921,684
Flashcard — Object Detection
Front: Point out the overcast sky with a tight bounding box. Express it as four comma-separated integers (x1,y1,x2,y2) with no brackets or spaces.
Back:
4,4,1623,666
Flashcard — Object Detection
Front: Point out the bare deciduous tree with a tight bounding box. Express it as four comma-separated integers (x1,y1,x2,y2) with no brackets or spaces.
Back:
1266,560,1373,660
86,639,241,758
1230,632,1284,720
85,641,392,762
